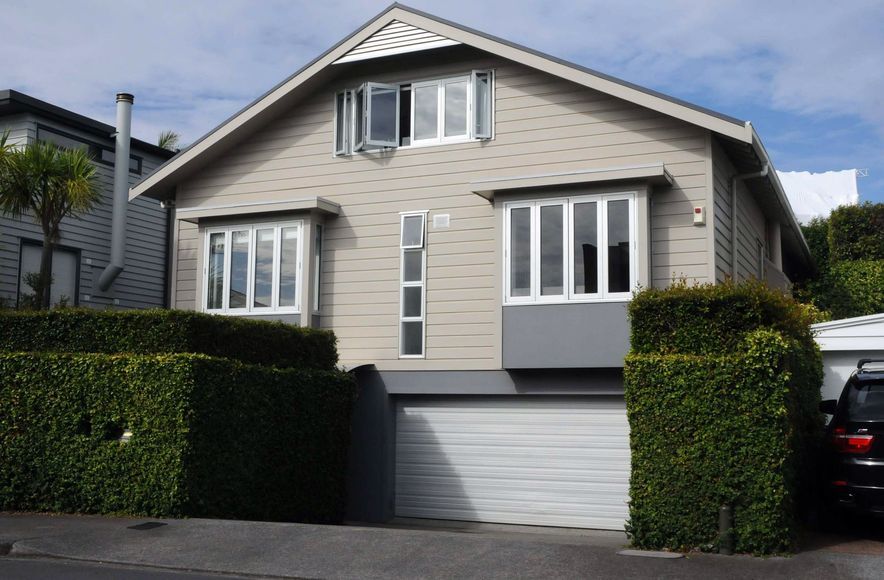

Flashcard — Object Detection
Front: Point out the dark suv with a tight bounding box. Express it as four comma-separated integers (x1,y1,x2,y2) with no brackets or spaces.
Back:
820,359,884,518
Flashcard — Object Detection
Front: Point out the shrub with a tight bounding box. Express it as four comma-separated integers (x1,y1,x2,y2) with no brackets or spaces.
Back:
625,282,823,554
805,260,884,320
828,202,884,262
0,352,356,522
0,309,337,370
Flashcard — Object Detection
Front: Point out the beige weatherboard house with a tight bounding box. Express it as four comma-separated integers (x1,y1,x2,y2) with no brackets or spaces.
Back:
132,4,812,530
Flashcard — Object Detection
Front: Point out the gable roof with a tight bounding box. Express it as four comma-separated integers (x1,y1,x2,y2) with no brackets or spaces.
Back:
130,2,757,201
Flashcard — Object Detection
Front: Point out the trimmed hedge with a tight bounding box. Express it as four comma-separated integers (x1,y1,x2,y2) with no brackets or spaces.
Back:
0,309,337,370
625,282,823,554
828,202,884,262
0,352,356,522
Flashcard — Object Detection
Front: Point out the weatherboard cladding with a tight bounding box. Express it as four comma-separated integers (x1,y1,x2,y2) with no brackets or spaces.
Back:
172,48,714,371
0,113,169,309
334,20,460,64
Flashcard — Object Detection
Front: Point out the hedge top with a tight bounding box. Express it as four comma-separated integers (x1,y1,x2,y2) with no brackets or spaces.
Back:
0,309,337,370
629,279,820,356
828,202,884,263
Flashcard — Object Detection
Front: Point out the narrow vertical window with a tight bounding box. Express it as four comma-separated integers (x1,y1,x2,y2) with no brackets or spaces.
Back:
334,91,351,155
539,203,565,297
353,85,365,152
606,199,631,294
472,70,492,139
400,213,426,357
206,232,226,310
228,230,250,310
313,224,323,313
508,206,532,299
443,79,468,138
253,228,274,308
412,82,439,142
572,202,599,295
279,225,300,308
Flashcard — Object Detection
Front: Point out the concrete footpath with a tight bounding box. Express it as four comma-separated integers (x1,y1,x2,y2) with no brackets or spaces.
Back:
1,513,883,579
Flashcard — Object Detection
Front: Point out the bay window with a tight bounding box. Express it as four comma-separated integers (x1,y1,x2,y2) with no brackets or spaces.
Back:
335,70,493,155
203,221,303,314
504,193,636,303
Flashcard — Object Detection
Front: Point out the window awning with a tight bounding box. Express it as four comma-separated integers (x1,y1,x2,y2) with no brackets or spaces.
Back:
470,163,673,200
175,196,340,223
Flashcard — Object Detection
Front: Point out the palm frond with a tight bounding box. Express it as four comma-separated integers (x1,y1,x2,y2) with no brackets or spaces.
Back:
157,130,180,151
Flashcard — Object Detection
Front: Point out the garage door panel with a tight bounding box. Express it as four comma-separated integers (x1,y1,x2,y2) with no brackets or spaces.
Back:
395,396,630,530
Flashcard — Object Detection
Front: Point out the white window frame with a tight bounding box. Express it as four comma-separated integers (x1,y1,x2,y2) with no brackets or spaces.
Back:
333,70,494,156
365,82,400,148
399,211,428,358
202,220,303,315
313,223,323,314
503,192,637,305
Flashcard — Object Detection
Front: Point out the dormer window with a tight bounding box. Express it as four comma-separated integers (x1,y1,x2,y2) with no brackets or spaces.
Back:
334,70,493,156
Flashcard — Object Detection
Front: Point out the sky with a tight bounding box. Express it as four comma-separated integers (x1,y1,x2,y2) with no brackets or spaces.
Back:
2,0,883,202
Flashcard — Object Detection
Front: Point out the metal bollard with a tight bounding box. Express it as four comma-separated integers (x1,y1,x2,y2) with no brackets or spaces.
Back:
719,504,734,555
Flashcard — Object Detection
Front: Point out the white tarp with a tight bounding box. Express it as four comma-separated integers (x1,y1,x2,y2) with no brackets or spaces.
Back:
776,169,859,224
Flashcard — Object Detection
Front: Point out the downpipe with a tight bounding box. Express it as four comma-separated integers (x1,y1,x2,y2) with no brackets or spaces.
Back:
97,92,134,291
730,164,769,278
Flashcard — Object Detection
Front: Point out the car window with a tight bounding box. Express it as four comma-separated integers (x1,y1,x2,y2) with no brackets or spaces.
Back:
846,382,884,421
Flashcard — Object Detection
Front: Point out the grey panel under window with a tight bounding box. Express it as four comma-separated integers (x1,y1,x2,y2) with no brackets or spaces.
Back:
207,232,225,309
444,80,467,137
402,250,422,282
510,207,531,297
607,200,630,293
540,205,563,296
401,321,423,356
253,228,274,308
402,286,422,318
573,202,598,294
229,230,249,309
413,84,438,141
279,226,299,308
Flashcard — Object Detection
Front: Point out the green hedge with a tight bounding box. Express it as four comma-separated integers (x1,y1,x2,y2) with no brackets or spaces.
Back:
0,309,337,370
828,202,884,262
0,352,356,522
628,279,817,356
625,282,823,554
801,260,884,320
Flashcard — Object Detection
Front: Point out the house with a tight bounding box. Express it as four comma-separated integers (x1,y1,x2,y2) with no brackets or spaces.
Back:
813,313,884,402
0,90,174,309
130,4,813,530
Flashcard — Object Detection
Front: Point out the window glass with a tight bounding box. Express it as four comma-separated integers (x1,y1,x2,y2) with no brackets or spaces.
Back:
313,224,323,312
367,84,398,146
444,80,468,137
401,321,423,356
402,286,422,318
18,243,77,307
399,86,412,147
607,199,631,293
573,202,598,294
413,84,439,141
846,382,884,422
403,250,422,282
540,205,564,296
207,232,225,310
510,207,531,297
279,226,299,307
335,92,346,153
354,87,365,150
229,230,250,309
473,71,491,138
253,228,274,308
401,214,424,248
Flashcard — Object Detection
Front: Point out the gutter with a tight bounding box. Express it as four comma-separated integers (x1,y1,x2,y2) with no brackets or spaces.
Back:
97,93,134,292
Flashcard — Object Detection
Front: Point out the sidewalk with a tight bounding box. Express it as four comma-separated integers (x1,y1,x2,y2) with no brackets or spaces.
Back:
1,513,882,579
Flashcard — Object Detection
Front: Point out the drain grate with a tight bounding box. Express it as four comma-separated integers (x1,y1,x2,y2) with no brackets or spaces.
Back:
127,522,167,531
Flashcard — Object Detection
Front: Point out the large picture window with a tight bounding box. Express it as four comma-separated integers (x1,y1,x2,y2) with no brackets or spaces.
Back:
334,70,493,155
504,193,636,303
203,221,303,314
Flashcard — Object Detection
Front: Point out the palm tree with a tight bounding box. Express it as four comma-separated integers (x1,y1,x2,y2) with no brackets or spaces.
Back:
0,132,100,308
157,130,180,151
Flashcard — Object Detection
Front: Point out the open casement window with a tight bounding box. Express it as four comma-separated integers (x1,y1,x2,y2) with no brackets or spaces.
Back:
365,82,400,148
400,212,427,357
504,193,636,303
334,90,353,156
203,221,303,314
471,70,493,139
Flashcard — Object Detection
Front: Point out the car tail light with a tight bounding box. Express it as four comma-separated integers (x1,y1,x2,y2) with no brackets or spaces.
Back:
831,426,875,454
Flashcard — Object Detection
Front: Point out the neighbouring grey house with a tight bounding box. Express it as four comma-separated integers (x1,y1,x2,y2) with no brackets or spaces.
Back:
0,90,174,309
131,4,813,531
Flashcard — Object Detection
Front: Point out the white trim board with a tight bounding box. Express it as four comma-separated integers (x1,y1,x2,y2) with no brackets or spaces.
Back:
812,313,884,351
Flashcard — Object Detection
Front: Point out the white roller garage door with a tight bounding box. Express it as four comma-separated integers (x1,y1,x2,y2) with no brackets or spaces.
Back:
395,396,630,530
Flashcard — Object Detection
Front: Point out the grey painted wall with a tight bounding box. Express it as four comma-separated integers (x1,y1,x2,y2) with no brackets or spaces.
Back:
502,302,630,369
345,366,625,523
0,113,170,309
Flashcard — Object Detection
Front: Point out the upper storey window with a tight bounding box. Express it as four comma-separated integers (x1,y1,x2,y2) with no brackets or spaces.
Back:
334,70,493,156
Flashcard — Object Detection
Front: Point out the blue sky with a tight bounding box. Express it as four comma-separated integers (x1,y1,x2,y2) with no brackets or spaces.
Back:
3,0,882,201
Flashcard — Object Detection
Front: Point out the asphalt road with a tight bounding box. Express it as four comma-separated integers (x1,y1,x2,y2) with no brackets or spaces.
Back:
0,557,258,580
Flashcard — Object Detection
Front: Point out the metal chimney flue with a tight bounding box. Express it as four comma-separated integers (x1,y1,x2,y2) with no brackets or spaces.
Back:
97,92,134,292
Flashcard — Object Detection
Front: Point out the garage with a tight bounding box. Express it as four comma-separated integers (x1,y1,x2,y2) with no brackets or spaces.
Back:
813,313,884,401
394,396,630,530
